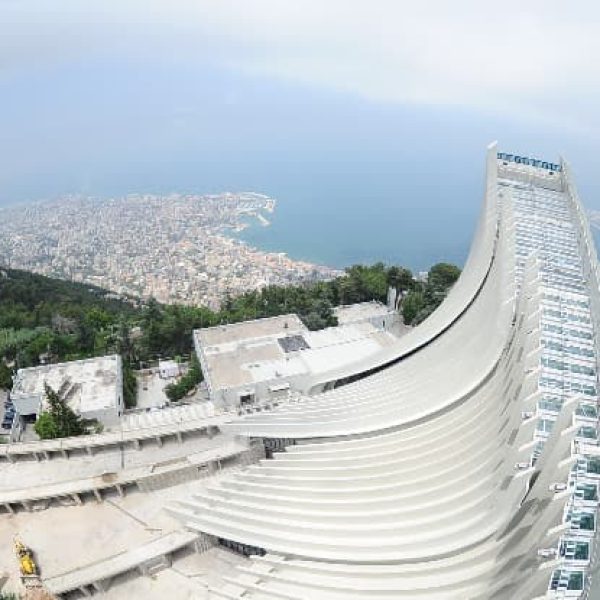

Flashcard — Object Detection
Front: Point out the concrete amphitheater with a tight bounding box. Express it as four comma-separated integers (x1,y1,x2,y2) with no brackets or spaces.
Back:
167,144,600,599
3,144,600,600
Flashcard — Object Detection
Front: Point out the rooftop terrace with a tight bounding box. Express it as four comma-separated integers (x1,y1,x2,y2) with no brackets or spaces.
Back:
12,355,121,414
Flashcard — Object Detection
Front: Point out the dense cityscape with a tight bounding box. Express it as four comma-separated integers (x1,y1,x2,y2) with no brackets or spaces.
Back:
0,193,339,308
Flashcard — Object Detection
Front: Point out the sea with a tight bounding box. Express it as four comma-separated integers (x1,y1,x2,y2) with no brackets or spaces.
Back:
2,65,599,273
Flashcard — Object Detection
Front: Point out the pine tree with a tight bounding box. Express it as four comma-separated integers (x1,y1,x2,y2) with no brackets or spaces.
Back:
34,383,85,439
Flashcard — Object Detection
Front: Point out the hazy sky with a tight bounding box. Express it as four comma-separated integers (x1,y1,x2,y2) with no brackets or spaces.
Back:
1,1,599,207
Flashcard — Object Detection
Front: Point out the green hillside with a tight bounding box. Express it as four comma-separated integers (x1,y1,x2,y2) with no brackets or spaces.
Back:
0,262,460,395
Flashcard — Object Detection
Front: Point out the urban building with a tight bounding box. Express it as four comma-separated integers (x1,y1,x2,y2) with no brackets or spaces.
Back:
169,145,600,599
333,300,397,329
158,359,181,379
193,303,398,408
11,355,124,428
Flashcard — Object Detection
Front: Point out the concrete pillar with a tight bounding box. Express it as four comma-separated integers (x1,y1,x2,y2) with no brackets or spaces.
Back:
92,580,107,593
21,500,31,512
4,503,14,515
33,452,40,462
42,451,50,460
155,436,163,447
115,484,125,497
138,563,149,576
93,488,102,503
132,439,141,450
194,535,214,554
71,493,82,506
61,449,68,459
78,585,92,597
176,431,183,443
6,453,15,463
85,445,94,456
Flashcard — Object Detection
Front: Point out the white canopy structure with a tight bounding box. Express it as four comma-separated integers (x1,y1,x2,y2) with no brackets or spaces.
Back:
169,145,600,599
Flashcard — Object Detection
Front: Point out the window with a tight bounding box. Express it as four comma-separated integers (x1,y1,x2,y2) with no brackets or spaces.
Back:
567,510,595,531
537,419,555,434
568,572,584,590
576,404,597,419
239,392,255,405
577,426,597,440
561,541,590,561
539,397,563,413
550,570,584,591
586,457,600,475
575,483,598,502
579,513,595,531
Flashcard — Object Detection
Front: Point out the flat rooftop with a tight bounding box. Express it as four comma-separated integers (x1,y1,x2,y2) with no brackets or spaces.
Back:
12,355,121,414
196,314,306,348
334,301,394,325
195,315,396,392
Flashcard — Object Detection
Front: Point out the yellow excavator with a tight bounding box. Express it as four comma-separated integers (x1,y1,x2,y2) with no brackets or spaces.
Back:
14,536,38,580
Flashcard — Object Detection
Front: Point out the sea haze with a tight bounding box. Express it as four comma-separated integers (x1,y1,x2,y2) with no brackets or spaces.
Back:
1,61,598,272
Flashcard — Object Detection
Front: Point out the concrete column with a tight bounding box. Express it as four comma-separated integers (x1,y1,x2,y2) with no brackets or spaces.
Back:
132,439,141,450
194,535,214,554
42,451,50,460
78,585,92,597
33,452,40,462
6,453,15,463
115,484,125,497
71,493,82,506
155,436,163,447
93,488,102,503
138,563,149,576
4,502,14,514
61,449,68,459
21,500,31,512
176,431,183,443
92,580,107,593
85,445,94,456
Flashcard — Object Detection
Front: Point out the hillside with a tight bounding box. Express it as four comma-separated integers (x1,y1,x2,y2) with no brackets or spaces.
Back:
0,262,460,393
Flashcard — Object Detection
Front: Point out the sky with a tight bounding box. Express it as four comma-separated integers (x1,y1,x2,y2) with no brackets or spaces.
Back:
0,1,599,257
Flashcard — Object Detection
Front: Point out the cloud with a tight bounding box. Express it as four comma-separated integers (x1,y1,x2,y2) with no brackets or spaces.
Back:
1,0,600,132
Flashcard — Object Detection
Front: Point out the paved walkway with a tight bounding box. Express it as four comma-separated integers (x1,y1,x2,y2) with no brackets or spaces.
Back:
43,530,199,595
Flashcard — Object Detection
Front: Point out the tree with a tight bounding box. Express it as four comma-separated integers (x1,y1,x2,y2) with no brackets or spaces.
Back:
122,358,138,408
0,361,12,390
117,320,135,363
141,297,164,356
402,291,426,325
387,266,414,293
428,263,461,291
165,354,203,402
34,383,85,439
85,307,113,331
34,411,59,439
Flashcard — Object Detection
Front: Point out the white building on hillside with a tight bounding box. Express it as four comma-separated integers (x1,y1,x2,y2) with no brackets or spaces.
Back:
333,301,397,329
193,308,398,408
11,355,124,428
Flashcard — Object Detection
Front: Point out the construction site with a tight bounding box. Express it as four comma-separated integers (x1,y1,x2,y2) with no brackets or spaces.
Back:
0,303,404,599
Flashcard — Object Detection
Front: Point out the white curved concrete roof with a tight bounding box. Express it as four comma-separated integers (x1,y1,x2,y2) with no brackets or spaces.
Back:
169,145,600,599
